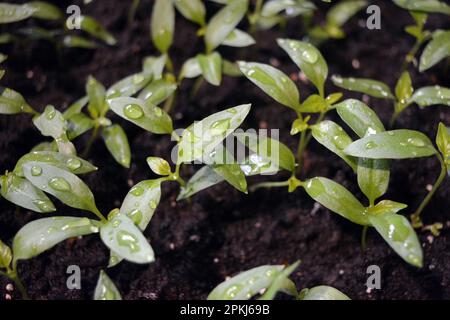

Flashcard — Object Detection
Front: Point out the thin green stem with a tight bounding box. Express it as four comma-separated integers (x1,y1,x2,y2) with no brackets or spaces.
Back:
402,38,424,71
411,154,447,227
389,110,401,128
249,0,263,35
82,125,100,158
296,130,307,176
92,208,108,224
191,77,204,99
163,91,177,114
361,226,369,252
249,180,289,193
166,56,174,73
173,163,186,187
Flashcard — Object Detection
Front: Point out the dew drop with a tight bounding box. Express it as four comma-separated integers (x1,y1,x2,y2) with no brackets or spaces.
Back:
66,158,82,171
128,209,143,225
117,230,140,253
49,177,71,192
407,137,426,147
365,141,378,150
130,186,144,197
31,166,42,176
301,49,318,64
124,104,144,120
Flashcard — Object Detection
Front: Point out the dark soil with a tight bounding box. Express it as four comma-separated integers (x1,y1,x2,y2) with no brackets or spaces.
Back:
1,0,450,300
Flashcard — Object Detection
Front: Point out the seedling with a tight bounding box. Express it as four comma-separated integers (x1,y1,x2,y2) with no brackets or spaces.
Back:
208,262,350,300
392,0,450,70
0,2,116,50
331,71,450,126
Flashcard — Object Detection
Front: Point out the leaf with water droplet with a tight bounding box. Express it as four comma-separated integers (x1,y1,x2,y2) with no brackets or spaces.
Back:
357,158,390,205
106,72,152,98
204,0,249,52
66,113,95,140
94,270,122,300
409,86,450,108
0,239,12,269
299,94,327,113
303,177,369,226
436,123,450,169
395,71,414,112
138,79,177,106
278,39,328,96
208,147,247,193
33,105,76,155
326,0,367,28
344,130,437,159
177,166,224,200
420,30,450,72
100,213,155,264
79,15,116,45
174,0,206,26
143,55,167,80
222,29,255,47
367,200,407,216
86,76,107,117
0,3,36,24
14,151,97,177
332,76,395,100
1,173,56,213
259,261,299,300
238,62,300,110
207,265,286,300
151,0,174,53
0,86,34,115
22,162,100,214
13,216,99,262
369,212,423,267
177,104,251,164
120,180,162,231
311,121,357,171
179,57,202,80
102,125,131,168
108,97,173,134
299,286,351,300
393,0,450,15
197,52,223,86
235,131,296,173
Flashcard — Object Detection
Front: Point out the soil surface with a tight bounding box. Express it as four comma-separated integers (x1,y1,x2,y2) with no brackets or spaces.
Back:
1,0,450,300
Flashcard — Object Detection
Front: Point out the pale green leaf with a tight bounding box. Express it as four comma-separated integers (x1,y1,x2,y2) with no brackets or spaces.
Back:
94,271,122,300
409,86,450,108
0,3,36,24
151,0,174,53
0,87,34,114
106,73,152,98
143,55,167,80
222,29,255,47
138,79,177,105
332,75,394,99
174,0,205,25
420,31,450,72
393,0,450,15
177,166,224,200
179,58,202,80
80,15,116,45
197,52,223,86
300,286,350,300
259,261,299,300
147,157,171,176
27,1,63,20
102,124,131,168
0,240,12,269
326,0,367,27
67,113,95,140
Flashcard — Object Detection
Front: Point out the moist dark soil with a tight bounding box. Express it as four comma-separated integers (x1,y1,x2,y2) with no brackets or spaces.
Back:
1,0,450,300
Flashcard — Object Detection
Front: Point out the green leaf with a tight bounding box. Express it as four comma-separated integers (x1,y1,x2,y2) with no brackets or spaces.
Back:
277,39,328,96
222,29,255,47
367,200,407,216
62,35,96,49
138,79,177,106
151,0,175,53
177,104,251,163
209,148,247,193
300,286,350,300
100,214,155,264
179,58,202,80
393,0,450,15
357,158,390,205
143,55,167,80
299,94,327,113
94,271,122,300
395,71,414,103
120,180,162,230
238,62,300,110
436,123,450,161
107,97,173,134
234,131,296,173
205,0,249,52
86,76,107,117
30,141,58,153
259,261,299,300
67,113,95,140
222,59,242,77
344,130,437,159
63,96,89,119
335,99,385,138
369,212,423,267
331,75,394,99
13,217,99,262
409,86,450,108
27,1,63,20
177,166,224,200
197,52,223,86
326,0,367,27
311,121,357,171
207,265,287,300
106,73,152,98
80,15,117,45
240,154,280,176
0,3,36,24
303,177,369,226
33,105,76,155
22,162,100,214
0,87,34,114
174,0,205,25
102,125,131,168
0,240,12,269
261,0,315,18
0,173,55,213
14,151,97,177
420,31,450,72
147,157,171,176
